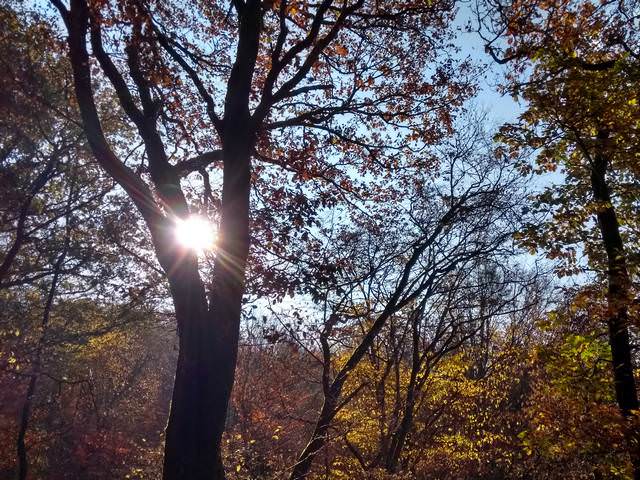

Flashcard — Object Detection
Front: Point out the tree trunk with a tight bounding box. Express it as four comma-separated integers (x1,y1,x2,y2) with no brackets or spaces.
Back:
385,313,421,473
590,131,640,478
161,255,247,480
16,372,37,480
290,395,339,480
58,1,258,477
161,265,224,480
16,234,68,480
163,132,252,480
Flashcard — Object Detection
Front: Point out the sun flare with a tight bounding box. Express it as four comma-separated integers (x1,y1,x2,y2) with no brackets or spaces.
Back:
174,215,217,252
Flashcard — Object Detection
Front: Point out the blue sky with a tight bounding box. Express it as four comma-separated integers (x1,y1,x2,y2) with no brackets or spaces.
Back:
453,3,525,125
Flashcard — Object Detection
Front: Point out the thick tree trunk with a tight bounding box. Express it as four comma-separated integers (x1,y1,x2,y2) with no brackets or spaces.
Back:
163,132,252,480
160,1,259,472
162,265,225,480
590,132,640,478
59,1,259,477
161,252,247,480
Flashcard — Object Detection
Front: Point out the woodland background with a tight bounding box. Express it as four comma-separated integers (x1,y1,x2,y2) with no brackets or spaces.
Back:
1,0,639,478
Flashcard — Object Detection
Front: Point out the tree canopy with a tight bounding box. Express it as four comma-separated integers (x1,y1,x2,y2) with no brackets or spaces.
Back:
2,0,640,479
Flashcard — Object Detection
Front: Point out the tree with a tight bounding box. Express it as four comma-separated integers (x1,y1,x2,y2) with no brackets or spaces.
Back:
481,0,640,472
0,4,79,288
521,287,631,479
45,0,474,477
274,117,527,478
0,8,172,477
477,0,639,75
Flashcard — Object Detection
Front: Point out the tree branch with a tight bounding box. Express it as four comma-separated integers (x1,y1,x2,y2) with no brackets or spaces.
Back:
57,0,163,229
174,150,223,176
152,23,224,133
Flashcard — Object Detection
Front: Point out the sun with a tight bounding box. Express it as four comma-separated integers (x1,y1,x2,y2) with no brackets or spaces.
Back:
174,215,217,252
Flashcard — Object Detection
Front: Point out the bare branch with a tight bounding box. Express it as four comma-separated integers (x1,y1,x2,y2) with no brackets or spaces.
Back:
174,150,224,176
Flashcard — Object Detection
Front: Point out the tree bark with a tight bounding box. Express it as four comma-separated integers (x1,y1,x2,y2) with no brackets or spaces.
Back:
161,0,259,475
162,270,237,479
162,135,252,480
590,131,640,479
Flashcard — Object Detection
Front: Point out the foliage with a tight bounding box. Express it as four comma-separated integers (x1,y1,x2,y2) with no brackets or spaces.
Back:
1,0,640,478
